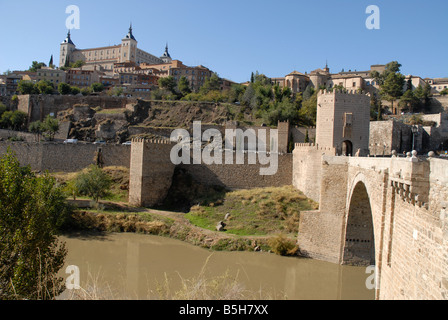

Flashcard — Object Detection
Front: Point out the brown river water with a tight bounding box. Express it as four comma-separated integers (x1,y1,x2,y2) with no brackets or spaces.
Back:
58,232,375,300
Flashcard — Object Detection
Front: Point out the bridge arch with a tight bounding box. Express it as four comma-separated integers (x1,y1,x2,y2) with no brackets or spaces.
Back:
342,174,376,266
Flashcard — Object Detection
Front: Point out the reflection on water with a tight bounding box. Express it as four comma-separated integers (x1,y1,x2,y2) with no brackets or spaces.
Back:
59,232,375,300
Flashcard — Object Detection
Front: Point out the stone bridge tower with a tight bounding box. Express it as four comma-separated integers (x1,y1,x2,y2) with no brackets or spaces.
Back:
316,90,371,156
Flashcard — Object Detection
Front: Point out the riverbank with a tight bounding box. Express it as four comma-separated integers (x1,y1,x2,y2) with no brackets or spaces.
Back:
63,202,283,254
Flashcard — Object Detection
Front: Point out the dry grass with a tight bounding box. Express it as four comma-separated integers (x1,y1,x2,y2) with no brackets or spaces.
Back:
152,255,285,300
53,166,130,203
60,255,285,300
67,210,173,236
186,186,318,237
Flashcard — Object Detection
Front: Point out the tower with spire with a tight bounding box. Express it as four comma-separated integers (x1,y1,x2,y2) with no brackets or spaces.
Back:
121,23,138,63
59,30,76,67
160,43,172,63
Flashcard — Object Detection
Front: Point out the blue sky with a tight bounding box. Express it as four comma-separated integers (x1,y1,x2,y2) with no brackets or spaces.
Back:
0,0,447,83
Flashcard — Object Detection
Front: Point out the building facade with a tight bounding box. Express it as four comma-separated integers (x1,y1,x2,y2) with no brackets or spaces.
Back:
36,67,67,86
59,25,165,71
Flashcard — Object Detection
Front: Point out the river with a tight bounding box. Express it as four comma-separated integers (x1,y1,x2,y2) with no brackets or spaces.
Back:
58,232,375,300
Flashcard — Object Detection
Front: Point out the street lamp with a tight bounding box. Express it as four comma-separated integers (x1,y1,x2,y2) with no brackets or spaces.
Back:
411,125,418,152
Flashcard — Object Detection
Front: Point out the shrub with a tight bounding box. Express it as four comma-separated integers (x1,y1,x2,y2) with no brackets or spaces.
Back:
0,150,70,300
267,234,298,256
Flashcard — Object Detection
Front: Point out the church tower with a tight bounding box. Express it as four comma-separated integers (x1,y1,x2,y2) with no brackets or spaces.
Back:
160,44,172,63
120,24,138,63
59,30,76,67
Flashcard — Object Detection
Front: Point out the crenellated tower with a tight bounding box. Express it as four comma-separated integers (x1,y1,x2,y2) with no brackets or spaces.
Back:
316,89,371,156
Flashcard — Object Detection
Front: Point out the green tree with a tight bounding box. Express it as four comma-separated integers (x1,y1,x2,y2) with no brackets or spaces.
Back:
302,84,315,101
227,83,246,103
81,87,92,96
36,80,54,95
370,61,405,114
74,165,112,203
304,130,310,143
370,94,383,121
299,91,318,126
0,103,7,117
241,84,255,107
10,111,28,131
29,121,43,142
42,115,59,141
200,73,221,94
71,60,85,68
177,76,191,97
158,76,177,94
70,86,81,95
58,83,72,95
399,90,421,113
91,82,104,93
28,61,47,72
440,88,448,96
0,150,69,300
0,111,13,129
18,80,37,95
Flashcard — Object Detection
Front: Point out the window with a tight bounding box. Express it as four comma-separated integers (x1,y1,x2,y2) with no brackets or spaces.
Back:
353,82,356,87
345,113,353,126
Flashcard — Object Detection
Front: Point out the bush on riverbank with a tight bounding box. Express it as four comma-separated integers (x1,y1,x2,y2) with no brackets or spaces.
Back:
185,186,318,237
64,210,173,236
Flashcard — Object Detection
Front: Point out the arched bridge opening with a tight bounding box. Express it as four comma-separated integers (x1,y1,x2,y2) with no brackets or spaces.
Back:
342,181,375,266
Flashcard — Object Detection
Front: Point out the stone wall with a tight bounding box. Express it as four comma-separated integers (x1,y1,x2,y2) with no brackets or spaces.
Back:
430,96,448,112
0,142,131,172
379,158,447,300
292,143,336,202
17,94,132,122
295,152,448,300
180,153,292,190
291,126,316,144
0,129,36,142
128,139,175,207
369,120,418,155
128,138,293,207
298,156,349,263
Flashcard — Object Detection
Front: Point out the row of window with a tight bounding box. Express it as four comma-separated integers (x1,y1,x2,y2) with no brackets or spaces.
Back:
173,70,208,76
68,75,90,80
38,73,63,77
173,76,206,81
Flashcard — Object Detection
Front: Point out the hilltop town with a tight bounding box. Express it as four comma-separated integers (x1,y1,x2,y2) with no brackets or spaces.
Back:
1,25,448,301
1,26,448,156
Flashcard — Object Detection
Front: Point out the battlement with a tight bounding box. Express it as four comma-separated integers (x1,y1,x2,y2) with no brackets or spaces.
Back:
294,142,337,154
319,89,371,97
131,137,173,145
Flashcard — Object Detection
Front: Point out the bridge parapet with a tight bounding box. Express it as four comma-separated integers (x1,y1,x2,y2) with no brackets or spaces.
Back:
389,154,430,209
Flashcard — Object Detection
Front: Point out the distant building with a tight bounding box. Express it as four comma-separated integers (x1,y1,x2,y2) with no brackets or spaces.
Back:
65,68,103,88
140,60,213,92
5,74,22,96
0,76,6,96
35,67,66,86
426,78,448,94
59,25,165,71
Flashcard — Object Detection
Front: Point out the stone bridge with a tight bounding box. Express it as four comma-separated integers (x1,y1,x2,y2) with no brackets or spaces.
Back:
294,150,448,300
